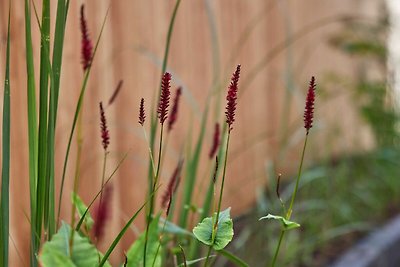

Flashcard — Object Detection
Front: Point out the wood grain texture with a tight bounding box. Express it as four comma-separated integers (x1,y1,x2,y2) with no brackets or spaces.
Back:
0,0,382,265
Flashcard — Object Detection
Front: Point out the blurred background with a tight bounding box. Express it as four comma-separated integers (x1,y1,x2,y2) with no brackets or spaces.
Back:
1,0,400,266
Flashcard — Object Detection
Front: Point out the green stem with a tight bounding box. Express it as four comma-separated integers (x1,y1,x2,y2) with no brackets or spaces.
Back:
142,127,157,178
269,134,309,267
69,117,84,254
215,131,230,221
203,246,212,267
152,216,167,267
99,151,108,206
270,230,285,267
286,134,308,219
144,125,165,267
204,131,231,267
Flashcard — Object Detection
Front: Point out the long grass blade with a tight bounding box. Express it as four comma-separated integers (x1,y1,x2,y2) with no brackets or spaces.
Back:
178,105,209,228
217,249,249,267
75,152,128,231
147,0,182,218
0,3,11,265
57,6,110,226
46,0,69,237
98,187,160,267
35,0,51,249
24,0,39,264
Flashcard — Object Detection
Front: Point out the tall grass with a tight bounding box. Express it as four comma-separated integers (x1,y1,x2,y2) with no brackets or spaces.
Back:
0,2,11,265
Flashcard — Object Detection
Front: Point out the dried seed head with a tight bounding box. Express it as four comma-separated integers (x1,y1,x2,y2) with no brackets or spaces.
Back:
209,123,220,159
158,72,172,125
99,102,110,151
168,87,182,131
304,76,316,134
161,160,184,215
138,98,146,126
108,80,123,106
213,157,219,184
93,184,113,240
80,5,93,71
225,65,241,132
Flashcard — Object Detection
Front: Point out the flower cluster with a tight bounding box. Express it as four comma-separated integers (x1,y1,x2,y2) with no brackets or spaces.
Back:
209,123,220,159
161,160,183,215
225,65,241,131
158,72,172,125
138,98,146,126
99,102,110,151
304,76,316,134
168,86,182,131
80,5,93,71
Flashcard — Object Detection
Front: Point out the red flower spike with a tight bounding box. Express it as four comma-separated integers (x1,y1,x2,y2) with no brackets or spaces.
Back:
209,123,220,159
158,72,171,125
161,160,184,212
225,65,241,132
168,86,182,131
304,76,316,134
99,102,110,151
80,5,93,71
93,184,113,240
138,98,146,126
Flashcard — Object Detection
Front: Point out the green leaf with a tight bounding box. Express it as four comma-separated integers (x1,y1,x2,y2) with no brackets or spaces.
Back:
178,256,216,266
126,215,161,267
72,193,93,231
0,3,11,265
160,217,193,237
259,214,300,230
39,222,111,267
193,208,234,250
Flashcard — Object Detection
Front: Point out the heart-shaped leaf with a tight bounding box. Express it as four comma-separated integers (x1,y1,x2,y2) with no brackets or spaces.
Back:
39,222,111,267
193,208,234,250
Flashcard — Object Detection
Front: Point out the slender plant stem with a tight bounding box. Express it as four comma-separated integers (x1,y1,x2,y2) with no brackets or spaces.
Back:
203,246,213,267
286,134,308,219
69,115,84,254
152,217,167,267
144,125,165,267
141,127,157,178
270,230,285,267
216,132,230,221
99,151,109,206
204,131,231,267
270,134,309,267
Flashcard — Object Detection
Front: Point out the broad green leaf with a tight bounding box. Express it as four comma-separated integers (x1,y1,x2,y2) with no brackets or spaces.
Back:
192,208,234,250
259,214,300,230
39,222,111,267
72,193,94,231
126,216,161,267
